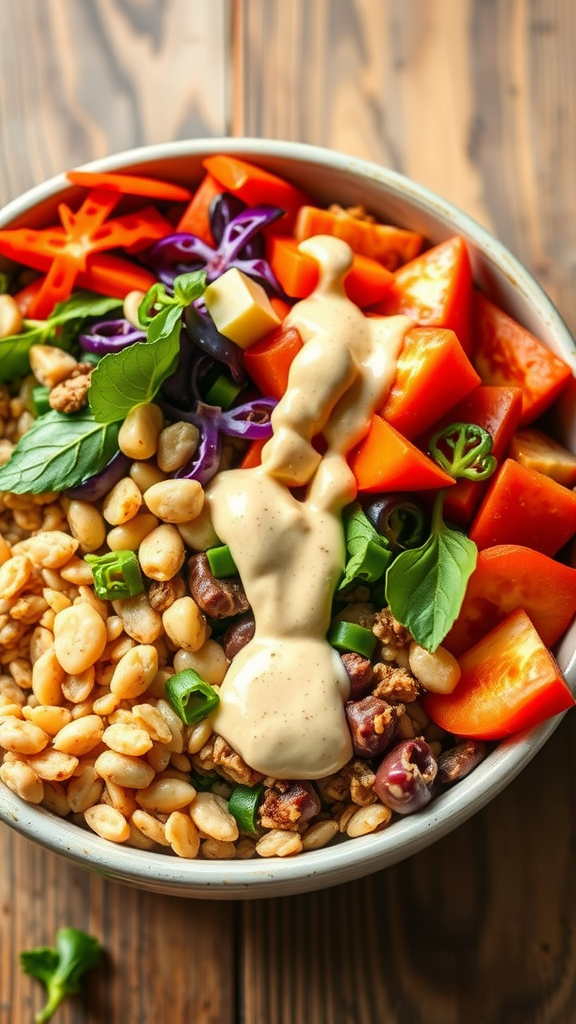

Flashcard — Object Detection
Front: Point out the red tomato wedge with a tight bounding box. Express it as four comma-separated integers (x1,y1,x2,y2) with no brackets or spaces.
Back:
243,323,303,400
469,458,576,556
444,544,576,657
416,385,523,526
203,155,311,233
379,326,480,440
472,293,572,426
348,415,456,492
267,235,394,307
294,205,423,270
176,172,221,244
370,236,473,355
66,169,192,203
423,608,574,740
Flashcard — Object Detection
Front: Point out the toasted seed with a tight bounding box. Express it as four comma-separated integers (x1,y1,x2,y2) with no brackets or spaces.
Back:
52,714,104,756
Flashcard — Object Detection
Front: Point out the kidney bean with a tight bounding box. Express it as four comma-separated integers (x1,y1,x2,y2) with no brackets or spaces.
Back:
436,738,488,785
345,695,399,758
340,651,374,699
223,614,255,659
374,738,437,814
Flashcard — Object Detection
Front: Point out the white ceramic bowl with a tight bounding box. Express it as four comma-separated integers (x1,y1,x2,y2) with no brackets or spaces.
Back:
1,138,575,900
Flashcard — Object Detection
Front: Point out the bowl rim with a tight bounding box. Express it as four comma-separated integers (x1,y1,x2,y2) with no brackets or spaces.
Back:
1,136,574,899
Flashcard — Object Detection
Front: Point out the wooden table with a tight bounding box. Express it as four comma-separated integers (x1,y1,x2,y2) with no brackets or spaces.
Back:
2,2,576,1020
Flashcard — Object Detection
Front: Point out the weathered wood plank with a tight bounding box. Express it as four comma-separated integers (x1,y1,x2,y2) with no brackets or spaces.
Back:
0,0,231,205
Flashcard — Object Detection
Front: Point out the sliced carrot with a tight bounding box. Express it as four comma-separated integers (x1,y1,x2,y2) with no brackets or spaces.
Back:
348,415,456,493
294,205,423,270
267,235,394,308
371,235,473,355
241,438,267,469
66,169,192,203
203,155,311,232
269,296,292,321
380,326,480,440
76,253,157,299
176,172,221,245
243,323,303,399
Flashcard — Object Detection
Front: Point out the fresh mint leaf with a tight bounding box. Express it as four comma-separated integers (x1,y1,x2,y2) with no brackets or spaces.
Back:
88,322,181,423
385,503,477,652
0,409,119,494
21,927,102,1024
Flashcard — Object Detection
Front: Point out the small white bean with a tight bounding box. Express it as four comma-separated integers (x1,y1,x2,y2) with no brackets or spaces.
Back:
144,479,204,524
138,524,185,582
84,804,131,843
118,402,164,460
162,597,206,652
189,791,239,842
53,604,107,674
408,642,461,694
109,644,158,699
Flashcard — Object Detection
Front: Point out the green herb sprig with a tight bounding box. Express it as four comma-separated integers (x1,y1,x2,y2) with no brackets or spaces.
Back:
385,422,497,652
20,927,102,1024
88,271,207,424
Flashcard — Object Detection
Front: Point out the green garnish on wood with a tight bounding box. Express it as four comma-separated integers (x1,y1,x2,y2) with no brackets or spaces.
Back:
20,927,102,1024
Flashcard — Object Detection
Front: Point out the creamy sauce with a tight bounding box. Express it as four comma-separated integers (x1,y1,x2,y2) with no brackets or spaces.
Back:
207,236,412,779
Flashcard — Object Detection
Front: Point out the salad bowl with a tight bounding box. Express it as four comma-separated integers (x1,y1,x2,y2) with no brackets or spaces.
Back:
0,137,575,899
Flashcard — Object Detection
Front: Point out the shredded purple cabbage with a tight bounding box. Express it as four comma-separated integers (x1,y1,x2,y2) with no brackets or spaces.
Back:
79,319,146,355
144,204,284,294
157,395,276,484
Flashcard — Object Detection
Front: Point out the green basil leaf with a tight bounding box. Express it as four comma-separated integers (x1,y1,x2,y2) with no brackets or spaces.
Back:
173,270,207,306
385,524,477,652
345,504,387,555
88,322,181,423
146,303,183,344
338,540,391,591
48,291,122,326
0,325,45,381
0,409,119,494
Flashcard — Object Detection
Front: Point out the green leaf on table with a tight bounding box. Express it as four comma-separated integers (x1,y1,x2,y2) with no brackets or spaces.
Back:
0,408,119,494
88,320,181,423
385,519,477,652
21,926,102,1024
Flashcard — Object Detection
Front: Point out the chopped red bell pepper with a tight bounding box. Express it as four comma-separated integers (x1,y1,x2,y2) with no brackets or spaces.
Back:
472,293,573,425
370,236,473,355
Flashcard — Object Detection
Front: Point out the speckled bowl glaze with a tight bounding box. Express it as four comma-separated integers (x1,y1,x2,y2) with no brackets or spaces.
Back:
1,138,575,900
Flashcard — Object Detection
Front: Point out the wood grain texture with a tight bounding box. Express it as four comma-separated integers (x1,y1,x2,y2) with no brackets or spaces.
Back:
0,0,231,205
2,0,576,1021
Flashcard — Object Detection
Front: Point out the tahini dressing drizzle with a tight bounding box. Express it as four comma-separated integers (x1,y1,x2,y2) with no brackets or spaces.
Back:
207,236,412,779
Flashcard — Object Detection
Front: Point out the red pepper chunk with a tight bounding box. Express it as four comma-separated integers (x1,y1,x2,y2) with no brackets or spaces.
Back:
0,189,170,319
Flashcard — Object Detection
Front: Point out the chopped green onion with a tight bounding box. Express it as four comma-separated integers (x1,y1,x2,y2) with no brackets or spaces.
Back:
165,668,220,725
204,373,243,410
327,620,377,658
229,783,264,833
32,385,51,417
85,550,144,600
207,544,238,578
